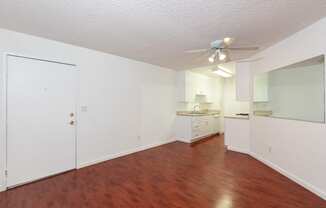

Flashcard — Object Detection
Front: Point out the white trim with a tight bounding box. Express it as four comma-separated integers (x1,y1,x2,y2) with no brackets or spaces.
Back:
73,64,80,171
77,139,176,169
0,184,5,192
227,146,250,155
176,133,219,144
176,138,191,143
5,53,76,67
1,53,9,191
250,152,326,200
189,133,215,143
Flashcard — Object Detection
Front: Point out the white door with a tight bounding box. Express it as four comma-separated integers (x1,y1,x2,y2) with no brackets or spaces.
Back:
6,55,77,188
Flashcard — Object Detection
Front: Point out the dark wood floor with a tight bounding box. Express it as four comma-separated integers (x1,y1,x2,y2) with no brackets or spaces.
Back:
0,135,325,208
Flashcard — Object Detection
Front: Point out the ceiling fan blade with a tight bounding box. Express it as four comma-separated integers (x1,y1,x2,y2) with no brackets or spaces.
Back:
225,46,259,51
185,49,209,53
193,49,215,62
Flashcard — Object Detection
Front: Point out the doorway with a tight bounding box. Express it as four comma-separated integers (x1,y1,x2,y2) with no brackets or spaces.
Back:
5,55,78,188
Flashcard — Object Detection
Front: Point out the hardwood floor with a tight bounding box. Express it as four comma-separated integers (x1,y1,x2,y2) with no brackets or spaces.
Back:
0,135,325,208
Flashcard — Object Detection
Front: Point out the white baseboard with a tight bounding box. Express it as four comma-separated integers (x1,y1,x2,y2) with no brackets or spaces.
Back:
0,184,5,192
77,139,176,169
250,152,326,200
227,146,250,155
176,138,191,143
177,133,220,144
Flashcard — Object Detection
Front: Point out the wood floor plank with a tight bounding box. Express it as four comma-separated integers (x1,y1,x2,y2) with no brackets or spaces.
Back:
0,135,325,208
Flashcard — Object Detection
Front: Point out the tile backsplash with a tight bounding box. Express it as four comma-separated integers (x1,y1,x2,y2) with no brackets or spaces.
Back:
177,102,216,112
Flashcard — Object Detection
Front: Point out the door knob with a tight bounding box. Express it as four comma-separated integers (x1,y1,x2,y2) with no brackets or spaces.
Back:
70,113,74,117
70,121,75,125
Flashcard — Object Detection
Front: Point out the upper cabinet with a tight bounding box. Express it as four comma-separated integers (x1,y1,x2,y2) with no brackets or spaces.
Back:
253,73,269,102
235,62,251,101
176,71,197,102
176,71,220,103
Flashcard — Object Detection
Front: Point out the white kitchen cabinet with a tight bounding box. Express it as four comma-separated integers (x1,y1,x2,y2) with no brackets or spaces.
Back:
253,73,269,102
235,62,251,101
191,116,208,139
210,116,220,134
176,71,201,102
175,115,220,143
176,71,221,103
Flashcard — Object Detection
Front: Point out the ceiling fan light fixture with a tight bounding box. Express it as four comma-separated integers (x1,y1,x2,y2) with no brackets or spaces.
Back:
223,37,232,44
188,37,258,64
208,53,216,63
219,53,226,61
218,49,226,61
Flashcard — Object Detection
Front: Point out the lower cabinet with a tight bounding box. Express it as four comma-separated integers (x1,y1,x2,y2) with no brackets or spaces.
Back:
175,115,220,143
211,116,220,134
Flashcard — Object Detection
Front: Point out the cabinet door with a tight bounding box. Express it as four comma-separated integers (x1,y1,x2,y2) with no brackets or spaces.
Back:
191,116,219,138
191,117,203,138
192,117,208,138
236,62,251,101
202,117,211,135
211,117,220,134
175,116,192,142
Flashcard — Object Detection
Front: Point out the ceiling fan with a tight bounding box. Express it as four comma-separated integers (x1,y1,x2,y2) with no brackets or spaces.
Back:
185,37,259,63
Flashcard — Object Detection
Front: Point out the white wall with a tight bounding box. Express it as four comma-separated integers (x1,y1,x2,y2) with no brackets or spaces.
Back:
250,17,326,199
0,29,176,190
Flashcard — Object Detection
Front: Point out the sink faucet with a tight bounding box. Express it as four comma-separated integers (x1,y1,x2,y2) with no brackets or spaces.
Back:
193,104,200,112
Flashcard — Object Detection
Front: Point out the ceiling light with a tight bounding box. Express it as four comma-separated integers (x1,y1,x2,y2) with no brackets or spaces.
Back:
218,50,226,61
217,65,233,74
208,53,216,63
212,67,233,78
213,69,232,78
219,53,226,61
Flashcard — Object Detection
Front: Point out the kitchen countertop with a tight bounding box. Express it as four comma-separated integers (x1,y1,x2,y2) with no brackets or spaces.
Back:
176,111,220,117
224,114,249,120
253,110,272,117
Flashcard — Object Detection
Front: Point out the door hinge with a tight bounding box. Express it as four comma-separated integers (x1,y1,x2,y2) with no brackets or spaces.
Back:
5,170,8,177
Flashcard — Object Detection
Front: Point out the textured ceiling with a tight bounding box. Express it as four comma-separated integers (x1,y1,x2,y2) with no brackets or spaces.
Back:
0,0,325,70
